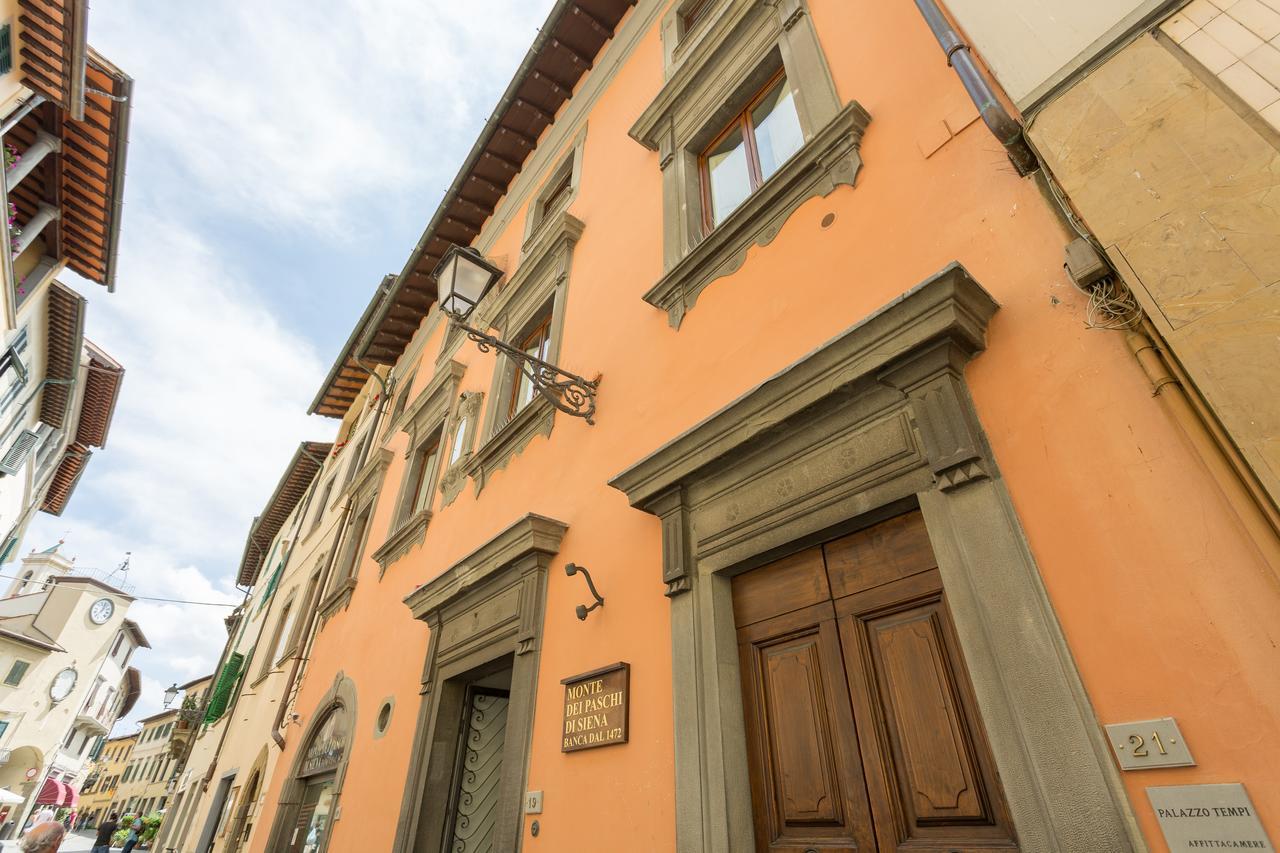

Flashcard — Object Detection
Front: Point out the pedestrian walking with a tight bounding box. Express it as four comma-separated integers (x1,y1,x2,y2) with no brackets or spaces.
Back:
18,821,64,853
91,810,120,853
32,807,54,827
121,813,144,853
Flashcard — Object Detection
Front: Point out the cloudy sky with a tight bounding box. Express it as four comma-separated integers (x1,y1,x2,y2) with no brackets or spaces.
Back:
25,0,555,728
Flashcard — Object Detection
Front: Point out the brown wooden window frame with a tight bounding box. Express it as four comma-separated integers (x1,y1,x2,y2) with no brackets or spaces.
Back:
698,68,791,234
538,168,573,224
679,0,714,41
403,429,442,520
505,312,553,421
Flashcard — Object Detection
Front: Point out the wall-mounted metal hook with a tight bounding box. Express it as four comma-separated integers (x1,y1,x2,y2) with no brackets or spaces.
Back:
565,563,604,620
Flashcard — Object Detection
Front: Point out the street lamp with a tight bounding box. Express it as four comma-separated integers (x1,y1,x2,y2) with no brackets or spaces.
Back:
162,683,179,708
433,244,600,424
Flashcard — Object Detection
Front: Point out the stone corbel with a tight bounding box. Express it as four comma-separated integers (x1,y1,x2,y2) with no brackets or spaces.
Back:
646,485,695,596
879,340,991,491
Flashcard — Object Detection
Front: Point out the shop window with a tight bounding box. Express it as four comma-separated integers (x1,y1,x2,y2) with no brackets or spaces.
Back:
634,0,869,327
261,680,355,853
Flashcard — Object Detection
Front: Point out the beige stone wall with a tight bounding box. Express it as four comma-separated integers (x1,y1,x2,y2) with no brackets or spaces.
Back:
1029,32,1280,506
946,0,1166,106
1161,0,1280,130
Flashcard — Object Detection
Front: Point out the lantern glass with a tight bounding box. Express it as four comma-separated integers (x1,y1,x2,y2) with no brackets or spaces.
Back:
163,683,179,708
434,246,502,319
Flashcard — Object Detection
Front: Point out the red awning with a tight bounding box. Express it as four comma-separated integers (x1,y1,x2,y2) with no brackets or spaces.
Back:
34,778,77,807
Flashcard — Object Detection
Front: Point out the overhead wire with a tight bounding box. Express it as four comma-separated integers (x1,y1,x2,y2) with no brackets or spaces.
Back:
0,569,238,607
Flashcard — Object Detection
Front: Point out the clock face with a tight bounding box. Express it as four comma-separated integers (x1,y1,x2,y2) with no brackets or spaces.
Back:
89,598,114,624
49,668,77,703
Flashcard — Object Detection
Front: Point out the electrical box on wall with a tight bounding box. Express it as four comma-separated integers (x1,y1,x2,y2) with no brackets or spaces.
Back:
1064,237,1111,289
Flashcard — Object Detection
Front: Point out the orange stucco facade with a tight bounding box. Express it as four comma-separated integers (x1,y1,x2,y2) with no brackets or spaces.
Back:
224,2,1280,852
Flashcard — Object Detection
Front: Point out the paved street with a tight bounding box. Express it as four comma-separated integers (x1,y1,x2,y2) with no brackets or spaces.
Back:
0,829,117,852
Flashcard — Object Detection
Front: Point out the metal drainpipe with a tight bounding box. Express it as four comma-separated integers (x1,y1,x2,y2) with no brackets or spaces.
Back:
1126,325,1280,582
913,0,1038,175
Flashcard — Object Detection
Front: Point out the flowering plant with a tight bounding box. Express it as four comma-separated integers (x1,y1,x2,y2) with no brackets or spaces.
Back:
3,144,18,172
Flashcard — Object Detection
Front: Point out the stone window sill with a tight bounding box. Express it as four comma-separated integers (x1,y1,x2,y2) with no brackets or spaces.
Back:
318,576,357,620
466,395,555,495
373,509,433,574
644,101,871,328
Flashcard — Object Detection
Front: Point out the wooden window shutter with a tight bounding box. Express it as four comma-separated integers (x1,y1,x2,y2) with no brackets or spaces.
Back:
0,26,11,76
203,652,246,724
0,429,41,475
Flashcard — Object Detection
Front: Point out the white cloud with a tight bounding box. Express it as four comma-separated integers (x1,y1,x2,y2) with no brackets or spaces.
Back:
17,0,557,730
95,0,553,234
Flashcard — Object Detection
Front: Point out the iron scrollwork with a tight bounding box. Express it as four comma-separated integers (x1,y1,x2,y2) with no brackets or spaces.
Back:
451,317,600,424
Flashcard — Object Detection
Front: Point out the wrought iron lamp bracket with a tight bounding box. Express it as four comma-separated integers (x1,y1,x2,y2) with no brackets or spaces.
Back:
565,562,604,621
447,314,600,424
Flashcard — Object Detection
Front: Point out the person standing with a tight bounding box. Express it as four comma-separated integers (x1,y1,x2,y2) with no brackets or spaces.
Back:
91,810,119,853
32,806,55,827
121,813,143,853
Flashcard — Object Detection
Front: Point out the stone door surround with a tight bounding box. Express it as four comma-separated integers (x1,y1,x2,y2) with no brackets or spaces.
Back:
609,263,1140,853
393,513,567,853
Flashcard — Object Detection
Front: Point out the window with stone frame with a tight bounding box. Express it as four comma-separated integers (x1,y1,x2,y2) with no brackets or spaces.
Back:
401,428,442,522
521,129,586,250
260,593,298,678
372,362,464,574
332,502,373,589
308,474,336,536
463,212,583,495
320,444,390,616
634,0,870,328
437,391,483,510
504,308,553,423
699,68,804,229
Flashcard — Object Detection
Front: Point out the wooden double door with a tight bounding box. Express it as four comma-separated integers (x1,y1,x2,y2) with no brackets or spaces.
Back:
732,511,1019,852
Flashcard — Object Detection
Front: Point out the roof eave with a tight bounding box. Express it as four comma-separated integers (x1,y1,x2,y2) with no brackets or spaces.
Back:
307,276,397,417
101,71,132,294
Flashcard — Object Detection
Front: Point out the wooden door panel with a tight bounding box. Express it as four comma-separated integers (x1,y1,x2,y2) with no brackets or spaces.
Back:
824,510,937,599
736,603,877,852
838,584,1018,851
763,638,843,824
732,545,829,627
873,609,984,822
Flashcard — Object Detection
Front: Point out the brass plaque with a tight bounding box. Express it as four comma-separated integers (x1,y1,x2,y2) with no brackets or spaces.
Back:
1148,784,1274,852
561,662,629,752
1105,717,1195,770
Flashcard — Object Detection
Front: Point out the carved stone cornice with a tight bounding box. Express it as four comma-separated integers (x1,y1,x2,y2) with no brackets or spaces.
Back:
403,513,568,620
465,395,555,495
394,361,466,439
372,509,432,574
341,448,392,507
612,263,998,508
643,102,869,327
438,391,484,508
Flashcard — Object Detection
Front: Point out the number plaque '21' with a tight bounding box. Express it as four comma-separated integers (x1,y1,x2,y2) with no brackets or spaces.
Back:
1105,717,1196,770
